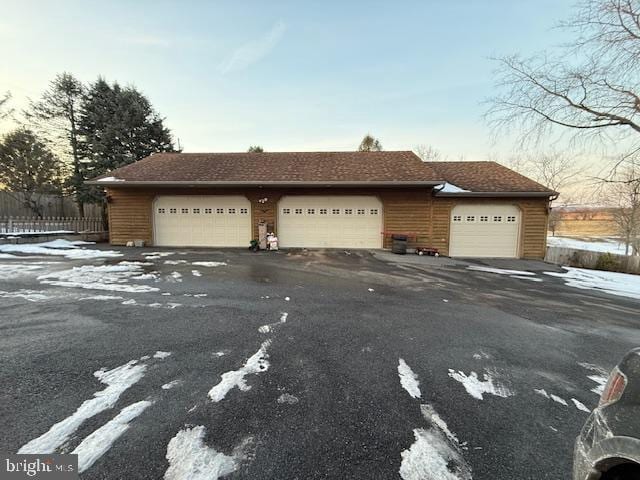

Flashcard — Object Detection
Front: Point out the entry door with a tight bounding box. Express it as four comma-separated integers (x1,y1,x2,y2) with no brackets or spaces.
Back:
154,195,251,247
449,204,521,257
278,196,383,248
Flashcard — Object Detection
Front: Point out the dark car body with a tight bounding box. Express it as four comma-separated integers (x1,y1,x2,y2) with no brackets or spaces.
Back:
574,348,640,480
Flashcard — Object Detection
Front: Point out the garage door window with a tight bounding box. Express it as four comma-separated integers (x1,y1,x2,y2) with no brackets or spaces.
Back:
493,216,502,222
240,208,248,214
507,216,517,223
282,208,291,214
332,208,340,215
158,208,166,214
193,208,200,214
307,208,315,215
169,208,177,214
295,208,303,214
181,208,189,214
480,215,488,222
370,208,379,215
357,209,365,215
320,208,327,215
452,215,462,222
465,215,475,222
345,209,353,215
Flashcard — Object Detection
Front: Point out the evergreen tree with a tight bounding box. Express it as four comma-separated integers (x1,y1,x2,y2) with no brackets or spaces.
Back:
248,145,264,152
0,129,63,217
26,73,84,214
358,134,383,152
78,78,175,205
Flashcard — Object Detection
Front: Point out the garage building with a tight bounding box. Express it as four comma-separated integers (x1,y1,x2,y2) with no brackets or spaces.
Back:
88,151,555,258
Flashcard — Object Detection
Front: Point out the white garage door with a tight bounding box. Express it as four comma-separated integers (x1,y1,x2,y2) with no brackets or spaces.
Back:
278,196,382,248
449,204,521,257
154,195,251,247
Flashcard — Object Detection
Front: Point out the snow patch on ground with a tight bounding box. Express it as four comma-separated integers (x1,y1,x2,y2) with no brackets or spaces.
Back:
38,264,159,293
0,289,52,302
0,253,17,258
398,359,421,399
164,260,188,265
510,275,543,282
399,428,472,480
467,266,535,276
550,394,568,406
572,398,591,413
0,263,45,279
18,359,147,454
162,380,182,390
192,270,202,277
143,252,174,258
164,426,246,480
0,240,121,259
448,369,513,400
277,393,299,404
154,351,172,359
192,261,227,267
258,312,288,334
80,294,125,301
544,267,640,299
72,400,153,472
208,341,271,402
420,404,460,447
547,236,627,255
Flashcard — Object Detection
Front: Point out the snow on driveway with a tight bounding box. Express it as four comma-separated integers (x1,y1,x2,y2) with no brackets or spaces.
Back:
18,358,148,454
72,400,154,473
467,266,536,276
0,264,45,279
398,359,421,399
0,239,122,260
397,359,472,480
208,340,271,402
38,264,160,293
447,369,513,400
164,426,249,480
544,267,640,300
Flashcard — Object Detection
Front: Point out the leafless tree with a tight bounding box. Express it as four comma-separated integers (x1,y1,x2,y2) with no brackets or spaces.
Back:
414,144,443,162
0,92,12,120
487,0,640,177
605,165,640,255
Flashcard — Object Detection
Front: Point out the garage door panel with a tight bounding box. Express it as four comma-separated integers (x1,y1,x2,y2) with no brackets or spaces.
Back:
154,196,251,247
449,205,520,258
278,196,382,249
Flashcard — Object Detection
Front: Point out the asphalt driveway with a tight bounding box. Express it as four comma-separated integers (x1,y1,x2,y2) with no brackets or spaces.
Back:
1,243,639,479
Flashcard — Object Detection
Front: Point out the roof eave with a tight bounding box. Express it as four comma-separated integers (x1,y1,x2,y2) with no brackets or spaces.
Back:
435,191,557,198
86,180,445,187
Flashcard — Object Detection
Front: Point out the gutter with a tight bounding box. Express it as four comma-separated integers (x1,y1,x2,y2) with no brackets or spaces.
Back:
85,180,446,187
435,191,557,198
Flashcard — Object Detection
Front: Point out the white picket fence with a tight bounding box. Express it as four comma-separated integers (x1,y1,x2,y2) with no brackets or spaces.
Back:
0,217,106,235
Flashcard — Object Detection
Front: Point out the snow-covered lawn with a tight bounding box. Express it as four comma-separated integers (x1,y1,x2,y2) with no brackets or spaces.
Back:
547,236,627,255
0,239,122,259
544,267,640,300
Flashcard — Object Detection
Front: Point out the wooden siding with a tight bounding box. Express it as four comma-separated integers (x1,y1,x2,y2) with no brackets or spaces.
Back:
430,197,550,258
105,187,549,258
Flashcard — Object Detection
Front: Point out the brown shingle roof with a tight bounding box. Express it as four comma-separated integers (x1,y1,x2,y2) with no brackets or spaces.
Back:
90,151,441,184
88,152,553,195
428,161,553,193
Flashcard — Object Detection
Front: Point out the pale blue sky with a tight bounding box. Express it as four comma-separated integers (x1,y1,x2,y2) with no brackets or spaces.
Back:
1,1,575,158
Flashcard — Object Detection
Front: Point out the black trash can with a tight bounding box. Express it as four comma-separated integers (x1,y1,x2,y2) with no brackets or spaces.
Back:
391,234,408,254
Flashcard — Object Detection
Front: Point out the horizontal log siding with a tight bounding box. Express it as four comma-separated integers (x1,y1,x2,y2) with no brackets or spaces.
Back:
106,187,549,258
431,197,550,258
106,187,433,248
379,190,432,249
106,188,154,245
